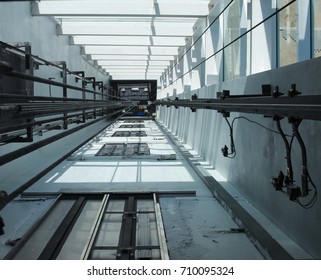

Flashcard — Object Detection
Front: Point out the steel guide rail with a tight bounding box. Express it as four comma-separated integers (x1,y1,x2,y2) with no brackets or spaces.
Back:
0,61,106,97
0,41,104,86
156,94,321,121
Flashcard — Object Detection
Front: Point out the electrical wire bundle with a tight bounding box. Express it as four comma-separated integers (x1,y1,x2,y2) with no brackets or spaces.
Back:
222,115,318,209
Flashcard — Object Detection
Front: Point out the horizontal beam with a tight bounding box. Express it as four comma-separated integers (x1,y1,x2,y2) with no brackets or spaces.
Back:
90,55,175,61
58,21,195,36
84,46,179,56
156,95,321,121
32,1,210,17
70,35,188,47
98,61,170,66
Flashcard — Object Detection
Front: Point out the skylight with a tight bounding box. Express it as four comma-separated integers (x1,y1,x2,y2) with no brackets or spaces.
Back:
31,0,211,80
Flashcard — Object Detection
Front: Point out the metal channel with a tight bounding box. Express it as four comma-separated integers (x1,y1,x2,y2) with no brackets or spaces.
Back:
117,196,136,260
38,196,86,260
153,193,169,260
81,194,110,260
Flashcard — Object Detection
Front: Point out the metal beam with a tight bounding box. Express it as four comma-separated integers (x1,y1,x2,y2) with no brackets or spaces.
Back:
32,1,210,17
156,95,321,121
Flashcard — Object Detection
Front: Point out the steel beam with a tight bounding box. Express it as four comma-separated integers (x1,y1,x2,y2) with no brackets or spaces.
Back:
0,60,107,97
156,95,321,121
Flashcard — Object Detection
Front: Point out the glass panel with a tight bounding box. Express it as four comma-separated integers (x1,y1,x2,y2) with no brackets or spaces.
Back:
131,131,147,137
13,199,75,260
96,144,115,156
314,0,321,57
95,213,123,246
113,144,125,156
96,144,127,156
136,249,161,260
106,200,125,212
124,143,138,156
136,213,159,246
56,200,102,260
137,199,154,212
224,0,241,80
278,0,298,66
138,143,150,155
90,250,117,260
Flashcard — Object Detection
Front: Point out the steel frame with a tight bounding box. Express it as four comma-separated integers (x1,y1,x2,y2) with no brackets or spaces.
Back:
5,191,190,260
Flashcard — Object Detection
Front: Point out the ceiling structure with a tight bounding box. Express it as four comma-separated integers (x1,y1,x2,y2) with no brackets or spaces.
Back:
31,0,213,81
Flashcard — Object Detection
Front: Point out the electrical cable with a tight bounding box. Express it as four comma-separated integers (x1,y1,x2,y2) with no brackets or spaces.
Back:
222,115,292,159
275,118,294,183
223,116,236,158
232,116,292,137
290,120,318,209
223,115,318,208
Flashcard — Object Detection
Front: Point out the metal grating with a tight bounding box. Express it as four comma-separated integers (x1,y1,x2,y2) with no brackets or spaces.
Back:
123,120,144,123
119,124,145,128
112,131,147,137
96,143,150,156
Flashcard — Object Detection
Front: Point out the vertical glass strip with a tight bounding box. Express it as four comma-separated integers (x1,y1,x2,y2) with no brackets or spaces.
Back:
278,0,298,66
314,0,321,57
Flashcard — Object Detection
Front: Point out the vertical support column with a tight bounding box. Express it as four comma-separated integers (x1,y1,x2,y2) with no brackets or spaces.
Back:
86,77,96,119
93,80,97,119
97,81,104,116
62,62,68,130
82,79,86,123
25,43,34,142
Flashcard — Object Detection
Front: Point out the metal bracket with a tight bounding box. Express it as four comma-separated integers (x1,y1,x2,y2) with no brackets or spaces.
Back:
0,215,4,235
271,86,283,98
288,84,301,97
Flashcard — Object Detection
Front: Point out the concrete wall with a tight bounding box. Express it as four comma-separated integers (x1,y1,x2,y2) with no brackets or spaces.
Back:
157,57,321,259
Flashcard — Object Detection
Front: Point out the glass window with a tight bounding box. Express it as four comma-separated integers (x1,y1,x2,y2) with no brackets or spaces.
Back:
278,0,298,66
314,0,321,57
94,213,123,247
223,0,240,80
56,200,102,260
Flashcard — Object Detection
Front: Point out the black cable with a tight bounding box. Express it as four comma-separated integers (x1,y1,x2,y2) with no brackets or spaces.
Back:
232,116,292,137
223,116,236,158
222,115,318,208
223,115,293,159
290,120,317,209
275,119,294,183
